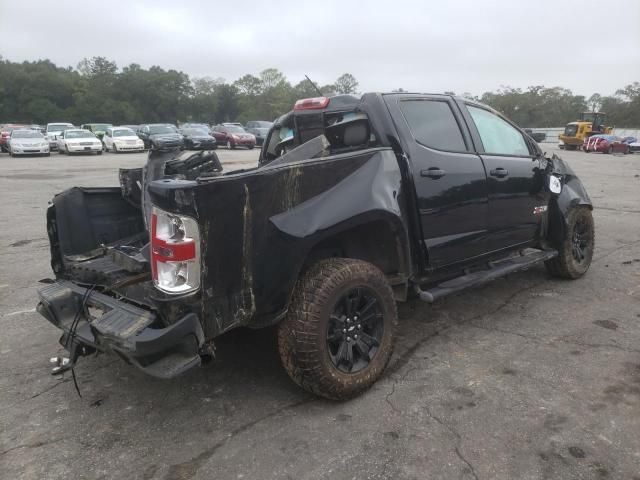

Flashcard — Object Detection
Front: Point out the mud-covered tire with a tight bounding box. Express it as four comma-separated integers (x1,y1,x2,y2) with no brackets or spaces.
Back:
545,207,594,279
278,258,398,400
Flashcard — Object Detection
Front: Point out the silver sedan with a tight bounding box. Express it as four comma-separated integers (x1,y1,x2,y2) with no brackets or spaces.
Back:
8,129,50,156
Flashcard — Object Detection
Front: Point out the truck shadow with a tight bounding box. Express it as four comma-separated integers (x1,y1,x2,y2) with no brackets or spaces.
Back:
65,269,549,431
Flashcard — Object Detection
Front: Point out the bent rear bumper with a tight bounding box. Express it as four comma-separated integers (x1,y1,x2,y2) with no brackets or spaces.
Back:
36,280,206,378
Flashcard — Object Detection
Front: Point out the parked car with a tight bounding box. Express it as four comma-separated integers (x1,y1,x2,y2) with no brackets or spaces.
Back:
181,123,210,132
245,120,273,146
523,128,547,143
45,123,75,151
103,127,145,153
179,127,217,150
56,129,103,155
81,123,113,140
36,93,594,401
582,134,630,154
1,124,29,152
120,125,140,132
628,139,640,153
211,125,256,149
137,124,184,150
7,129,50,156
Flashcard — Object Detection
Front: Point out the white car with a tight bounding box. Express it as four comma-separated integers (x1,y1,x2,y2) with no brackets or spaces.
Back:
56,129,103,155
103,127,145,153
8,129,50,156
45,122,74,150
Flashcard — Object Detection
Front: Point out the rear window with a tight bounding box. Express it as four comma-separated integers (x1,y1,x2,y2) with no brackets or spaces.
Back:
399,100,467,152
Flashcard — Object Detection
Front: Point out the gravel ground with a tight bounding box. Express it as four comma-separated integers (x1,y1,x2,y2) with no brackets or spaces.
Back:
1,146,639,480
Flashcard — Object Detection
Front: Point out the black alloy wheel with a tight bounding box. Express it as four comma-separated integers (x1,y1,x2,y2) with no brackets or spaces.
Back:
326,287,384,374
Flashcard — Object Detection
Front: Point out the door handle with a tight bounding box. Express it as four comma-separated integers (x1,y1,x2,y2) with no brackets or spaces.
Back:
421,167,446,179
490,168,509,178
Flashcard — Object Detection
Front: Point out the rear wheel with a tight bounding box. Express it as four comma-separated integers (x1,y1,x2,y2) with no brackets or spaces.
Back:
278,258,398,400
545,207,594,279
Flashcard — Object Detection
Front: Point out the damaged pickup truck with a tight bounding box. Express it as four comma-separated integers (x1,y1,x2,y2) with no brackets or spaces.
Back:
37,93,594,400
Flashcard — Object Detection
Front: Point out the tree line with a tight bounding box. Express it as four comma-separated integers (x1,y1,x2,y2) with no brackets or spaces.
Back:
0,56,638,128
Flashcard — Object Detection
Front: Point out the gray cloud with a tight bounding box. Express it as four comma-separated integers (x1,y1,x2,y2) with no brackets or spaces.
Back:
1,0,639,96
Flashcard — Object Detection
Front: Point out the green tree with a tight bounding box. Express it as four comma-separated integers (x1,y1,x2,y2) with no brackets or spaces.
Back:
334,73,359,94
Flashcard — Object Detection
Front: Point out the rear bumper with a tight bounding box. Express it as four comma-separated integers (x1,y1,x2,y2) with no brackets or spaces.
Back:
37,280,206,378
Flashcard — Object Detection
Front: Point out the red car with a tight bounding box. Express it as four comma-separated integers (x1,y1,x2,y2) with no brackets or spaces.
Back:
211,125,256,149
582,134,630,154
1,124,29,152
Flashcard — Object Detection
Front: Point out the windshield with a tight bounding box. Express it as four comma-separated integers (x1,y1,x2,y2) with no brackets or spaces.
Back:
47,124,72,132
226,126,246,134
182,128,208,135
564,124,578,136
149,126,176,135
113,129,135,137
13,131,43,138
90,124,111,131
66,131,95,139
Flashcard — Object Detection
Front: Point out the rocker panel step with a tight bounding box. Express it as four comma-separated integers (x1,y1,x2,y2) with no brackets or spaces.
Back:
417,249,558,303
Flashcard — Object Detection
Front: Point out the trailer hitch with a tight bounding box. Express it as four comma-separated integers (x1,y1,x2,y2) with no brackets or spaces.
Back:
50,339,93,375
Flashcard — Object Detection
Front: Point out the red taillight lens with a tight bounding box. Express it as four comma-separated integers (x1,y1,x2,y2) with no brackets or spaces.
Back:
294,97,330,110
151,207,201,294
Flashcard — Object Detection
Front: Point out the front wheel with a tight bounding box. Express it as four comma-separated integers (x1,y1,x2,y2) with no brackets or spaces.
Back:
97,150,103,156
278,258,398,400
545,207,594,279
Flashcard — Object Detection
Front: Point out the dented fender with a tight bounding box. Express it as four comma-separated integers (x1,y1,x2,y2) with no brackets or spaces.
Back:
148,147,411,338
546,154,593,247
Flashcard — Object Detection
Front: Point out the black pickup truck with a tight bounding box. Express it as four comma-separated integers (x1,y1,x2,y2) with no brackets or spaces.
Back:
37,93,594,400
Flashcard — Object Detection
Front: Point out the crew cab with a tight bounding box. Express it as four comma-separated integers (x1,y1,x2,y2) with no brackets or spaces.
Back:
36,93,594,400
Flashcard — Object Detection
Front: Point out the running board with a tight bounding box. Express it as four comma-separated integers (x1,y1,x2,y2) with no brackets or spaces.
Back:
415,249,558,303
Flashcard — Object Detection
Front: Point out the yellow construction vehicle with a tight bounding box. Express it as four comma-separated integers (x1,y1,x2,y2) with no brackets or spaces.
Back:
559,112,613,150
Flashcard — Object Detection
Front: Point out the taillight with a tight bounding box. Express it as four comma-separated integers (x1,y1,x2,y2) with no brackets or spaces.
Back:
151,206,200,294
294,97,330,110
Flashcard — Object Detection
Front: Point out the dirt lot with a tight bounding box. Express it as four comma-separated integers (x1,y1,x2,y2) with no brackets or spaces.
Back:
1,146,639,480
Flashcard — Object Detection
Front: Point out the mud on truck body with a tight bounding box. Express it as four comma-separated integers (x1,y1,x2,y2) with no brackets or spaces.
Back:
37,93,594,400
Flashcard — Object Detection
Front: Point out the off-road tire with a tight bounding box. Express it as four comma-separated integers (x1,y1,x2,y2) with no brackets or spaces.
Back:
278,258,398,400
545,207,594,279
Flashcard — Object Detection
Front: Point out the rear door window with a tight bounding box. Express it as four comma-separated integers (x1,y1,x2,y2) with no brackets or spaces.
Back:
467,105,530,156
399,99,467,152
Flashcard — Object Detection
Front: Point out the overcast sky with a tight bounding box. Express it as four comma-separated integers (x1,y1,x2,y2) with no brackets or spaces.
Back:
1,0,639,97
